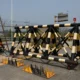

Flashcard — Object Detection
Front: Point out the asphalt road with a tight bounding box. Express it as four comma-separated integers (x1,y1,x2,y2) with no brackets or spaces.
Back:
0,58,80,80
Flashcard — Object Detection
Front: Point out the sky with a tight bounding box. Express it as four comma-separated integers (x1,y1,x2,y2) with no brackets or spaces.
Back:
0,0,80,25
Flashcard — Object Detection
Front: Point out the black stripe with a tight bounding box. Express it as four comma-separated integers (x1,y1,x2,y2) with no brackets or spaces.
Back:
52,39,56,43
22,26,26,29
59,24,65,27
27,38,31,42
13,38,16,42
46,38,50,44
73,40,79,46
54,58,59,61
71,54,76,61
38,25,43,28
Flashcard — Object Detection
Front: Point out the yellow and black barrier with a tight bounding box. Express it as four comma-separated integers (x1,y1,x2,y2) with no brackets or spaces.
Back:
10,22,80,69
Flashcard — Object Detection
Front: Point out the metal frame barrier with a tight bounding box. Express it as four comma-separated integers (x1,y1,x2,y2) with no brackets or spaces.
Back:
10,23,80,69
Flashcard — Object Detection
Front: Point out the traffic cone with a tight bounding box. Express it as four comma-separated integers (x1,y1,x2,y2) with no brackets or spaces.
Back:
16,59,24,67
44,68,55,78
28,66,32,73
23,65,32,73
2,58,8,64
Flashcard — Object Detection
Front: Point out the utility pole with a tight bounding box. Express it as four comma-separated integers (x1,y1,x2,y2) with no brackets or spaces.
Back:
0,17,9,51
11,0,13,41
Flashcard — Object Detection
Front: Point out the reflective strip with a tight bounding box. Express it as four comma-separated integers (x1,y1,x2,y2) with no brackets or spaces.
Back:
14,33,17,37
64,23,71,27
54,24,59,27
48,32,51,38
26,43,29,48
25,26,29,28
12,42,15,46
59,59,65,62
42,25,47,28
37,54,42,58
19,26,22,29
19,51,23,54
48,57,54,60
73,33,78,39
72,46,77,53
58,53,63,56
34,25,38,28
65,32,70,37
28,33,31,38
46,44,49,50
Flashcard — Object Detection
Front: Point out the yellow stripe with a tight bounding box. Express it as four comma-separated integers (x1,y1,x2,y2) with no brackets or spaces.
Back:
48,57,54,60
31,49,35,52
34,32,37,37
22,43,24,47
18,33,21,37
54,32,58,38
28,33,32,38
76,56,80,59
19,51,23,54
58,53,63,56
73,33,78,39
41,32,46,37
37,54,42,58
42,25,47,28
59,59,65,62
46,44,49,50
51,47,56,51
64,23,71,27
34,25,38,28
65,32,70,37
26,43,29,48
25,26,29,28
54,24,59,27
72,46,77,53
13,50,17,54
63,47,67,53
48,32,51,38
14,33,17,37
39,50,43,54
19,26,22,29
12,42,15,46
28,53,33,57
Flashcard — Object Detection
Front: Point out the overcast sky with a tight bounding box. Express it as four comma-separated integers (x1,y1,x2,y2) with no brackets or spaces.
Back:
0,0,80,25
